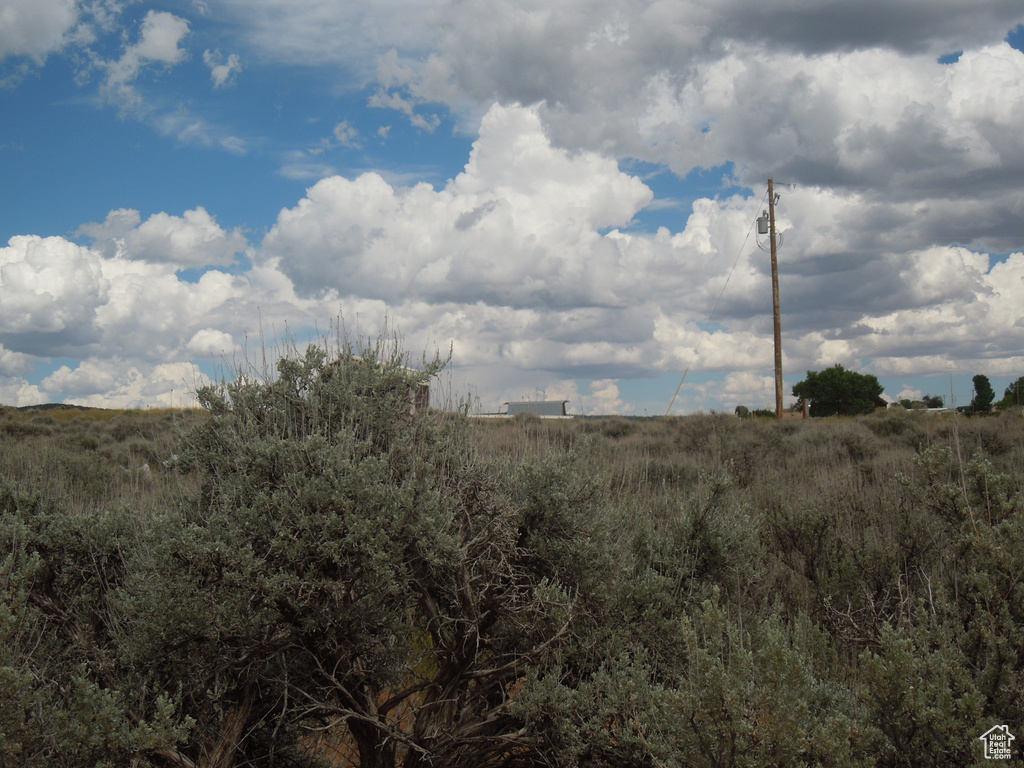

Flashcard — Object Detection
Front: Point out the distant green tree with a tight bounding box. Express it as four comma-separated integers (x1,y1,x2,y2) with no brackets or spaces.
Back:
791,364,884,417
970,374,995,413
997,375,1024,409
734,405,750,418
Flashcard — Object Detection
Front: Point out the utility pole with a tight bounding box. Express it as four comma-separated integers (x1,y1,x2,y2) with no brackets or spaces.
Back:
768,178,784,419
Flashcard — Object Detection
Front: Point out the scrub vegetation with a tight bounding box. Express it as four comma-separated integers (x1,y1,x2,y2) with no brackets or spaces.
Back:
2,343,1023,767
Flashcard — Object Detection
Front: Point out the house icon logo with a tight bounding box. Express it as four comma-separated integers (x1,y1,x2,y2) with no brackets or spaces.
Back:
979,725,1015,760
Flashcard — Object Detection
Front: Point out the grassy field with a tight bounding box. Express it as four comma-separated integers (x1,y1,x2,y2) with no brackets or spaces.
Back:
5,403,1019,524
2,398,1023,766
470,408,1024,639
0,405,207,517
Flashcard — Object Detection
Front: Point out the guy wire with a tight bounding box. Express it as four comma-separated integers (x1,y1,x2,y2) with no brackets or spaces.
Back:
665,191,767,416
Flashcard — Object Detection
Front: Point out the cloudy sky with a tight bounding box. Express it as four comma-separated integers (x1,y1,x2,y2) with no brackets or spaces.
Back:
2,0,1023,414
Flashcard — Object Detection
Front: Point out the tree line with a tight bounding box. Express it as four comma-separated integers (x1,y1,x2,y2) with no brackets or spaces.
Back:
777,365,1024,418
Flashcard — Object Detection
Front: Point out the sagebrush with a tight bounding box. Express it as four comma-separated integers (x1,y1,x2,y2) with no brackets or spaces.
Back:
2,356,1023,767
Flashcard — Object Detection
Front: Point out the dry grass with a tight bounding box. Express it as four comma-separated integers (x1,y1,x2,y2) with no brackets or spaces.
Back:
0,405,207,516
6,404,1021,527
470,408,1024,631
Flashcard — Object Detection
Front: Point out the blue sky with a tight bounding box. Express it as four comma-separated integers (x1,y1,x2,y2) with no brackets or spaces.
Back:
2,1,1024,413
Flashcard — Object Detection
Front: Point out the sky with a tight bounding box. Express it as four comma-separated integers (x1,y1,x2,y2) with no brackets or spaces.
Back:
2,1,1024,415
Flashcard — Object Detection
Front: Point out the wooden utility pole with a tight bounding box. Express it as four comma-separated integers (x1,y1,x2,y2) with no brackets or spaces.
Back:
768,178,784,419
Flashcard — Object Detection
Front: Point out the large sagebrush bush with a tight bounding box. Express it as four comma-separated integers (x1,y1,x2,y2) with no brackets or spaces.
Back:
123,340,612,767
1,341,613,767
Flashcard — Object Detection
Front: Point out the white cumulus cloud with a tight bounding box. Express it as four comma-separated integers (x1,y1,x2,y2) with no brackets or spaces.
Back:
0,235,108,345
78,207,248,268
43,358,210,409
100,10,190,110
0,344,34,376
203,48,241,88
261,103,653,309
0,0,79,61
187,328,236,357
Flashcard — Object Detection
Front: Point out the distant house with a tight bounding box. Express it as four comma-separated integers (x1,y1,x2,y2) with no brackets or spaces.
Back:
504,400,571,418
